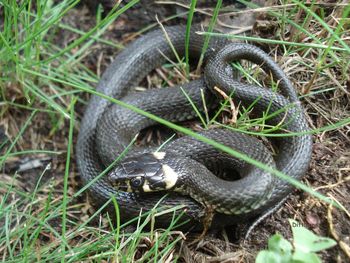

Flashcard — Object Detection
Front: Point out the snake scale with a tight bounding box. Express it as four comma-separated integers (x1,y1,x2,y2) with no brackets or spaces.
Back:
76,25,313,229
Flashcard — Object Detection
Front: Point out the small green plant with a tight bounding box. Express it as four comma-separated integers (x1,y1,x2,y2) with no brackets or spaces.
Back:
256,219,337,263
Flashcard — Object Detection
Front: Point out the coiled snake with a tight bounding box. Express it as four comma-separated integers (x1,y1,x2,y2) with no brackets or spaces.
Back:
76,25,312,229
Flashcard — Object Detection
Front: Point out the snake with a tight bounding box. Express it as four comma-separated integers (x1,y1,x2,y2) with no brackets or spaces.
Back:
76,25,313,229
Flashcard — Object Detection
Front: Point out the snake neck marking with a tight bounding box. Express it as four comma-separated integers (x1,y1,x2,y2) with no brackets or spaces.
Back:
108,152,179,193
160,164,178,190
153,152,166,160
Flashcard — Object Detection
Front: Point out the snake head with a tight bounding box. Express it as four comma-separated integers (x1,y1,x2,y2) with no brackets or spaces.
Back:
108,152,179,193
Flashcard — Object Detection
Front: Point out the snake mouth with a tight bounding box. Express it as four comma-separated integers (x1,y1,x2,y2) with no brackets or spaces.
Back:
111,181,131,192
108,165,133,192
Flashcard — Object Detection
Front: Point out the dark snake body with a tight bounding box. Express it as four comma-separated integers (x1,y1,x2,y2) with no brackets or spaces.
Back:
76,25,312,228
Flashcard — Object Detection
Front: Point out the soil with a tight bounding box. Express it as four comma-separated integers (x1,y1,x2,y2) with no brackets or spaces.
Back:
1,1,349,262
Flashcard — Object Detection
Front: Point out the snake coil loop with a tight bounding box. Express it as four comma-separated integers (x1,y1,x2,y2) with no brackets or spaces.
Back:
77,25,312,229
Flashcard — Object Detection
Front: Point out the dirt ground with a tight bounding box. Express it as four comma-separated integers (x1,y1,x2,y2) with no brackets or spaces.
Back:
1,1,349,262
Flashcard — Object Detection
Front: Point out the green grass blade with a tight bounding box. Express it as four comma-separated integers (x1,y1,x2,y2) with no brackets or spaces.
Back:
196,31,349,52
291,0,350,53
61,97,76,261
0,110,37,169
196,0,223,72
185,0,198,77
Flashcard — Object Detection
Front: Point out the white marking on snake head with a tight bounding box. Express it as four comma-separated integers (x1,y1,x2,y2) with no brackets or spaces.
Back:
126,181,132,193
162,164,178,189
142,181,152,192
153,152,166,160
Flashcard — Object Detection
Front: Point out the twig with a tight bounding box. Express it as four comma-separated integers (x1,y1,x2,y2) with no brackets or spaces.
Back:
214,86,238,124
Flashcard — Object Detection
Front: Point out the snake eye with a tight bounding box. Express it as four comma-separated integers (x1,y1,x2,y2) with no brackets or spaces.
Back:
130,177,144,189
